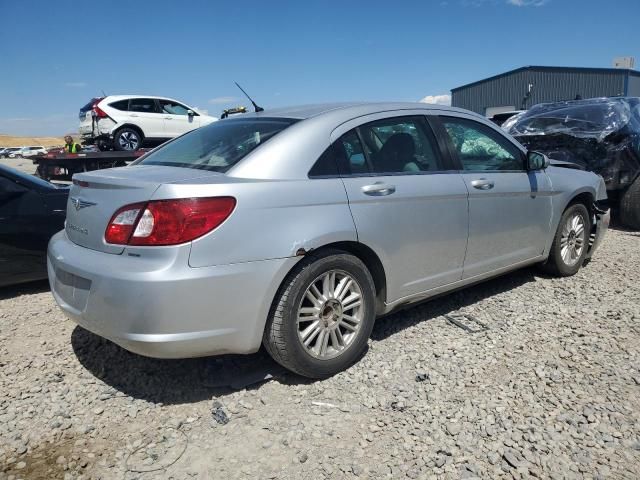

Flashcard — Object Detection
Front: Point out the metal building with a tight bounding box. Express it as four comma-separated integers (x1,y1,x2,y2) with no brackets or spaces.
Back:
451,66,640,116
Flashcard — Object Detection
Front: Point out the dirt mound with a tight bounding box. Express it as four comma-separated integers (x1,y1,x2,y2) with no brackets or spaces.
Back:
0,134,66,148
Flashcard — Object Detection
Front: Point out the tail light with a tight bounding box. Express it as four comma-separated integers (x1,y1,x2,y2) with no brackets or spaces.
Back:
92,105,108,118
105,197,236,246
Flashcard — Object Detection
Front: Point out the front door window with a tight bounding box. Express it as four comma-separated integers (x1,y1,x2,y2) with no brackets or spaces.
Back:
442,118,524,171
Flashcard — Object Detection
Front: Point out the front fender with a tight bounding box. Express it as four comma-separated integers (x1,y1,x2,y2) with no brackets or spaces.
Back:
543,167,606,257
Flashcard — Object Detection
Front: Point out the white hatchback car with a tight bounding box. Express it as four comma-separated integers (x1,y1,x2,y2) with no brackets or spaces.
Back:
78,95,217,151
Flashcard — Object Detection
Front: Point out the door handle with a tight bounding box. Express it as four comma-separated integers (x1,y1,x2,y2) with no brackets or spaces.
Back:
470,179,494,190
164,117,173,120
361,182,396,196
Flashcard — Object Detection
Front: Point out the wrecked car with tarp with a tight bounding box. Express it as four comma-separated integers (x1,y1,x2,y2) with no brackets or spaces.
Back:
504,97,640,229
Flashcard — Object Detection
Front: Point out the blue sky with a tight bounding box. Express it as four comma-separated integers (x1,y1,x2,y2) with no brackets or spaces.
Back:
0,0,638,136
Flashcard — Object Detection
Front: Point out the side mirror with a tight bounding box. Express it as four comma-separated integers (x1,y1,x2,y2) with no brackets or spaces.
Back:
187,110,195,116
527,151,550,171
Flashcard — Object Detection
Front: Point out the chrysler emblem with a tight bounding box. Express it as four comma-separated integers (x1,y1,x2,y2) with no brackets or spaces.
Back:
70,197,96,211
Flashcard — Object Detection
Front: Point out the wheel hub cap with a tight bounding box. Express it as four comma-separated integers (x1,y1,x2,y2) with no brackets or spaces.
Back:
320,299,342,327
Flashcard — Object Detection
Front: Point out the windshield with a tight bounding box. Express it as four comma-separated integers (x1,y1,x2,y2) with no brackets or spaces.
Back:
134,117,298,172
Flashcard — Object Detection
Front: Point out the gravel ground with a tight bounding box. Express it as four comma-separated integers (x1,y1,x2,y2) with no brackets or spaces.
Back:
1,229,639,480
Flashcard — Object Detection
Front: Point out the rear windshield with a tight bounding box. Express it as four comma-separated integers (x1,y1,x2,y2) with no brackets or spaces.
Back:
133,117,298,172
80,97,102,113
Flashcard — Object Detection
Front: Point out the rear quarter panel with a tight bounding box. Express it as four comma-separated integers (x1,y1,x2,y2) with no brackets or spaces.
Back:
150,177,357,268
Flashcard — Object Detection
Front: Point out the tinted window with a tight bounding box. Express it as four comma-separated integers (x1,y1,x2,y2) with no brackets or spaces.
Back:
129,98,158,113
0,175,28,194
110,100,129,111
332,117,443,176
0,167,56,190
338,130,369,174
358,117,442,173
309,145,340,177
134,118,298,172
159,100,192,116
79,97,102,113
442,117,523,171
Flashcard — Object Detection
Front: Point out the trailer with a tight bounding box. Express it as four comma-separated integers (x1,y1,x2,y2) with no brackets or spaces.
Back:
33,149,150,181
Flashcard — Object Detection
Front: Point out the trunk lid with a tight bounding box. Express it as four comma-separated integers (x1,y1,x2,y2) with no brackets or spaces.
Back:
65,165,223,254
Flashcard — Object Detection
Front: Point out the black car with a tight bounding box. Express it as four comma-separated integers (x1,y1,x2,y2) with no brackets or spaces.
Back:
0,164,69,287
504,97,640,229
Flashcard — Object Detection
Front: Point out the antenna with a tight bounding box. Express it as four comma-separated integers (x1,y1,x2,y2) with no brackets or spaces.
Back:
234,82,264,113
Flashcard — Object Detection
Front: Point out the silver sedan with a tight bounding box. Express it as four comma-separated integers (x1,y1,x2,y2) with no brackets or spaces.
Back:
48,103,609,378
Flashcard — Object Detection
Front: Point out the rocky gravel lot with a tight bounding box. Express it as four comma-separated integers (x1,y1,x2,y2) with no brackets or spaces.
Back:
1,228,639,480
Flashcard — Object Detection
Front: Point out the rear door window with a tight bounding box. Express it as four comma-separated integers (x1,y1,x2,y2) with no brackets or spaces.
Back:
358,117,443,174
129,98,159,113
308,131,366,178
308,145,340,177
339,130,369,174
327,116,444,176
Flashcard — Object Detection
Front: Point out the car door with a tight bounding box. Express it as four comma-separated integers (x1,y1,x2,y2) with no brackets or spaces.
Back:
159,99,199,137
435,115,553,279
332,114,469,302
126,98,164,138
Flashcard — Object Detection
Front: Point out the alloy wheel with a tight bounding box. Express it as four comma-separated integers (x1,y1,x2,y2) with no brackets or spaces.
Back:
296,270,364,360
118,131,139,150
560,212,586,266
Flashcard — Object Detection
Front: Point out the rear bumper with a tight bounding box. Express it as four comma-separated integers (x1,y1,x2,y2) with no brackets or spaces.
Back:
80,132,111,141
79,119,116,139
48,230,298,358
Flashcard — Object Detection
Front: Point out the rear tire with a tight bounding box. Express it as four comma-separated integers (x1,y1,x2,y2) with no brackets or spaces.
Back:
542,203,591,277
620,177,640,229
263,250,376,379
113,127,142,151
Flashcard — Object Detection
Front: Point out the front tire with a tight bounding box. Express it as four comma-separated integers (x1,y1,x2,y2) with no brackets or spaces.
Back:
263,250,376,378
620,177,640,229
542,203,591,276
113,127,142,151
